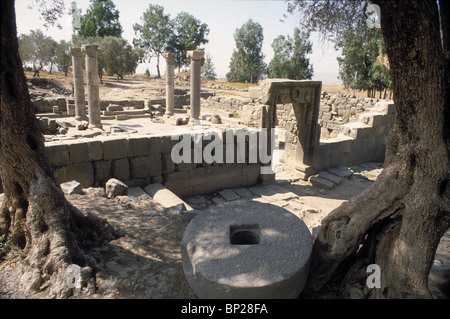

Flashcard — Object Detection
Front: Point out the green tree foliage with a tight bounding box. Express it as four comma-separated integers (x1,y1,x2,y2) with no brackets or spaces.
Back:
78,0,123,38
167,12,209,71
18,29,57,76
55,40,72,76
337,28,391,97
133,4,172,78
99,37,143,80
201,53,217,80
226,19,266,83
268,28,313,80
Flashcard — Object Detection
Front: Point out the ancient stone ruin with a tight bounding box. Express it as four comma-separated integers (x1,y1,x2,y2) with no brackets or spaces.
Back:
11,44,446,300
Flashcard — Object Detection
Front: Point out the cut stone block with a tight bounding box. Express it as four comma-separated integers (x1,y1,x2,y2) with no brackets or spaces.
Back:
112,158,129,181
105,178,128,198
87,140,103,161
218,189,240,202
103,138,128,160
127,187,148,198
233,187,253,199
107,104,123,112
67,141,89,164
128,136,151,157
318,171,342,185
144,183,193,211
149,135,180,154
46,144,70,167
93,160,112,184
162,152,175,174
328,167,353,178
309,176,334,190
60,180,83,195
54,162,94,188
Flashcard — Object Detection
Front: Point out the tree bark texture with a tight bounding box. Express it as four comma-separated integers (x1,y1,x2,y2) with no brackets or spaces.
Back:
305,0,450,298
0,0,116,297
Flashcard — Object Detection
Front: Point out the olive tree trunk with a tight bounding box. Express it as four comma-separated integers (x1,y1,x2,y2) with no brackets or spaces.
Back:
0,0,116,298
305,0,450,298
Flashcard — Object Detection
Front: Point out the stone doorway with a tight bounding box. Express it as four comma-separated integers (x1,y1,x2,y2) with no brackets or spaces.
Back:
256,79,322,179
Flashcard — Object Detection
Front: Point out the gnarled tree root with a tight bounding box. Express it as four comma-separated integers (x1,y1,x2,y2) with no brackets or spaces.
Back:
0,172,118,298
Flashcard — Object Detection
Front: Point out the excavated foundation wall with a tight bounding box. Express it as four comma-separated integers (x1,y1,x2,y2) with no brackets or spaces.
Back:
45,131,261,198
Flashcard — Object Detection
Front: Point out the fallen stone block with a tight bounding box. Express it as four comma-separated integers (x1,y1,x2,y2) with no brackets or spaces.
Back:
233,187,253,199
127,187,148,198
105,178,128,198
218,189,240,202
328,166,353,178
210,114,222,124
318,171,342,185
144,183,193,211
60,180,83,195
309,176,335,190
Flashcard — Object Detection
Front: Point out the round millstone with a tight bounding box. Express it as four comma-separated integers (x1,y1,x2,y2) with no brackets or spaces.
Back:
181,200,313,299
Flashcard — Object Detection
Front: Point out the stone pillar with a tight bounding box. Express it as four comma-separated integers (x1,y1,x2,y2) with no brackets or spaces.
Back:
187,49,205,122
82,44,102,129
71,47,88,121
164,52,176,117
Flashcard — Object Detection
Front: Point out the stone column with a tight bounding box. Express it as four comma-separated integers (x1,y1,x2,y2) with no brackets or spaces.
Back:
164,52,176,117
187,49,205,122
71,47,88,121
82,44,102,129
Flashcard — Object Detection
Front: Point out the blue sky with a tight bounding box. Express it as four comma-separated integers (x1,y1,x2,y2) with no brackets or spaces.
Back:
15,0,342,84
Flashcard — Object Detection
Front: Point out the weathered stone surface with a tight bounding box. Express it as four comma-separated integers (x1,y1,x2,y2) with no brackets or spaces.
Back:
112,158,129,181
162,152,175,174
128,136,151,157
309,176,334,190
210,114,222,124
60,180,83,195
82,44,102,129
328,166,353,178
218,189,240,202
103,138,128,160
87,140,103,161
54,162,94,188
107,104,123,112
129,155,161,179
93,160,112,185
105,178,128,198
181,200,313,299
46,143,70,167
127,187,148,198
144,183,193,211
68,141,89,164
149,135,179,154
233,187,253,199
318,171,342,185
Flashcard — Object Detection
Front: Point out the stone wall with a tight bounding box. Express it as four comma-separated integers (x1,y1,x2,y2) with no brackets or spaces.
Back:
318,92,392,138
33,93,215,115
45,131,261,198
311,101,395,170
229,92,396,171
202,96,251,114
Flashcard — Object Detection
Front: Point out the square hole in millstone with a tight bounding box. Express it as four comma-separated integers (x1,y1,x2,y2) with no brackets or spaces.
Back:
230,224,261,245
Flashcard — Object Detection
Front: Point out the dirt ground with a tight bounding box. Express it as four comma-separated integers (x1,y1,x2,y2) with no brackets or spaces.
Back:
0,73,448,299
0,163,381,299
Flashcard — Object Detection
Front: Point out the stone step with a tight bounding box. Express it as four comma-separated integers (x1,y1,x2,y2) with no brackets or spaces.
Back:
328,166,353,178
318,171,342,185
248,184,298,201
218,189,240,202
309,176,334,190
